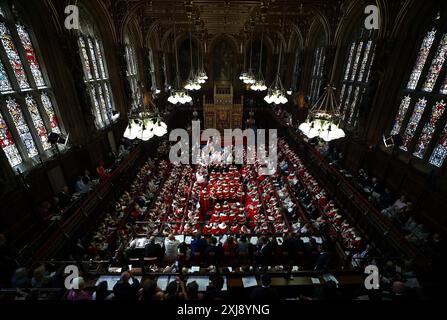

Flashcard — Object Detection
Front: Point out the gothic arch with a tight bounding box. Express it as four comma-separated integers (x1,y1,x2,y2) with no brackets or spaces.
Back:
209,33,239,55
306,17,328,49
287,23,304,52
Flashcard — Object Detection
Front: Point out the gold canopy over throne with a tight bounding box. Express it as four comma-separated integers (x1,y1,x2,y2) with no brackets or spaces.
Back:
203,81,243,134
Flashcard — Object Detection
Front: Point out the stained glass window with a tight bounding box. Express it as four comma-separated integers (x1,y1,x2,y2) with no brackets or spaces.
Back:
103,83,113,116
0,3,65,169
344,42,356,81
387,17,447,167
87,38,100,79
365,49,376,82
97,84,109,125
358,41,373,82
0,22,29,89
413,100,446,158
310,47,326,102
94,39,106,79
407,30,436,90
16,24,45,87
0,59,11,91
400,98,427,151
347,87,361,125
77,9,115,129
341,85,353,114
350,41,364,81
339,84,346,110
6,97,38,157
25,95,51,150
78,37,92,80
0,112,22,166
391,96,412,135
125,41,140,109
429,124,447,167
89,85,104,128
41,92,60,134
339,31,376,128
422,34,447,92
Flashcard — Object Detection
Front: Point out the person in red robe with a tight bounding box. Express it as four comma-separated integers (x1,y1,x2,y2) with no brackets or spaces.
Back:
96,161,111,182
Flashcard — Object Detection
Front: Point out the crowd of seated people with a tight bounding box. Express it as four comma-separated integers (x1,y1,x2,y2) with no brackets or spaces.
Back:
0,142,169,286
74,144,172,262
0,135,428,300
35,143,134,223
320,145,443,252
279,140,366,259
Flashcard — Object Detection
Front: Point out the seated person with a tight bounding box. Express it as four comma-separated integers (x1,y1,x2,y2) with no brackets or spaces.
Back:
144,236,163,261
381,195,407,218
164,234,180,263
378,188,394,210
113,271,140,301
57,186,72,208
75,176,90,194
249,274,280,302
96,161,111,181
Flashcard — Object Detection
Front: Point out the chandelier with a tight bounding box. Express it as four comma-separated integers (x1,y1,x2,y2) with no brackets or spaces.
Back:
243,68,256,85
169,20,192,104
240,26,256,84
251,30,267,91
264,39,287,104
185,69,201,90
298,85,345,142
123,95,168,141
184,28,201,91
195,36,208,84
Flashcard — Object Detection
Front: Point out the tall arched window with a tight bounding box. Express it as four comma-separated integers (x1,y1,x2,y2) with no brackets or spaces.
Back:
124,35,140,109
77,7,115,129
0,2,63,169
338,28,376,128
148,48,157,91
291,49,301,91
310,47,326,103
388,13,447,168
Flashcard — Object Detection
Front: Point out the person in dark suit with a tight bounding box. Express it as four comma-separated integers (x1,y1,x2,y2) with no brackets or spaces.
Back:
113,271,140,301
205,237,219,265
144,236,163,261
205,275,227,301
258,237,274,267
249,274,280,302
190,233,207,258
314,245,331,271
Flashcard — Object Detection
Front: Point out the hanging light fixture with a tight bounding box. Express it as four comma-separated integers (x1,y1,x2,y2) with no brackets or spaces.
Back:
168,20,192,105
239,29,249,81
251,29,267,91
123,93,168,141
184,25,201,91
298,85,345,142
243,26,256,85
195,33,208,84
264,36,287,104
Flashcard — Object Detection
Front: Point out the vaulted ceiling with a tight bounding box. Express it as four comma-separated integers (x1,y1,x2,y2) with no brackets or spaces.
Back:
107,0,344,46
